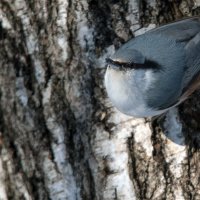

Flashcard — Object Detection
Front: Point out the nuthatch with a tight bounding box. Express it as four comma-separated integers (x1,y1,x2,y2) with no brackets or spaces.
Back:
105,17,200,118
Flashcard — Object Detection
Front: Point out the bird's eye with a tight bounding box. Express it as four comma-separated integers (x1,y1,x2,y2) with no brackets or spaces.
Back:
106,58,122,69
106,58,129,68
106,58,115,65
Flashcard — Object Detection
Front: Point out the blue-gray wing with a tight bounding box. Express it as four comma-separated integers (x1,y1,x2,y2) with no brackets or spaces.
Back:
147,17,200,109
115,17,200,110
150,17,200,86
180,31,200,101
148,17,200,42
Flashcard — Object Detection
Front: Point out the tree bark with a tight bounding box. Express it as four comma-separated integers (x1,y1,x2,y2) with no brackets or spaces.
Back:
1,0,200,199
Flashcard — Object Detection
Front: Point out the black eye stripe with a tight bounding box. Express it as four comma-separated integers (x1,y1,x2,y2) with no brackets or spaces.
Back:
106,58,161,70
106,58,142,68
106,58,121,67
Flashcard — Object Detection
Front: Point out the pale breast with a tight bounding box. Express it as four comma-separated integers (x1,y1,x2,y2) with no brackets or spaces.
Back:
104,68,167,117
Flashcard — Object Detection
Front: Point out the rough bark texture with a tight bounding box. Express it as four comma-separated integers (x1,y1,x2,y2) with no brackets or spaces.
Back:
1,0,200,199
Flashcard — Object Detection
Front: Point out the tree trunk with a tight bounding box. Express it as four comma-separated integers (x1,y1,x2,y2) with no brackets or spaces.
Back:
1,0,200,199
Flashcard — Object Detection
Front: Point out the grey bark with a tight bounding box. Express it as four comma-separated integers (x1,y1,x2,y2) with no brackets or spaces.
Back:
0,0,200,199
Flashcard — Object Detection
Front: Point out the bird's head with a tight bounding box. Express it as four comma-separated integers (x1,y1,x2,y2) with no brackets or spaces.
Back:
106,48,161,72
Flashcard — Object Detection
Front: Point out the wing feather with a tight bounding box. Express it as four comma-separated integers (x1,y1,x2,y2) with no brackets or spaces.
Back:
149,17,200,42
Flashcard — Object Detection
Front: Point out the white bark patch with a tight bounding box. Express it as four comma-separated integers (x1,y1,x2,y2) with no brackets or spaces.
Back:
25,33,39,54
193,0,200,8
78,25,94,48
57,35,69,61
42,78,52,105
0,158,8,200
56,0,69,62
1,147,32,200
41,126,79,200
126,0,141,33
37,0,48,21
147,0,157,7
133,119,153,157
42,151,77,200
42,82,80,200
94,111,137,200
76,2,94,49
16,77,28,107
108,109,153,156
0,11,12,29
34,60,45,84
95,135,136,200
15,174,32,200
56,0,68,27
13,0,45,84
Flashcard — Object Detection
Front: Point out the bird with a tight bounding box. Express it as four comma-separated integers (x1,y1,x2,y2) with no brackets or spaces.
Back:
104,17,200,118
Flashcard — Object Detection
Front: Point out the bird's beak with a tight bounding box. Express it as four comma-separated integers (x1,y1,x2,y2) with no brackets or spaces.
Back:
105,58,120,69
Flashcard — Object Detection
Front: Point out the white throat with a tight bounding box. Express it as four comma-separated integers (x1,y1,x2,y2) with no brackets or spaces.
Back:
104,67,166,118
